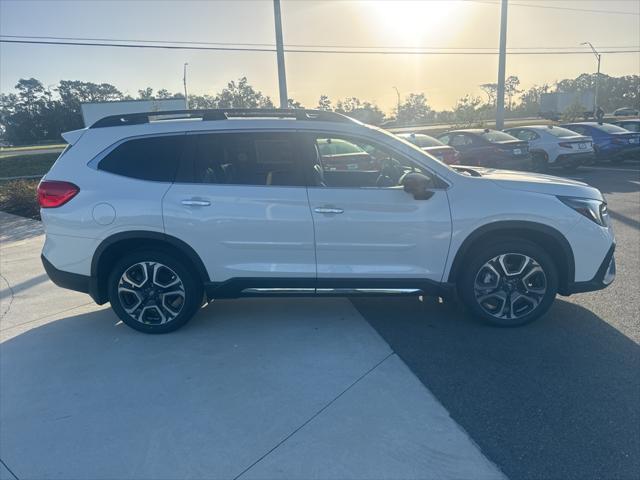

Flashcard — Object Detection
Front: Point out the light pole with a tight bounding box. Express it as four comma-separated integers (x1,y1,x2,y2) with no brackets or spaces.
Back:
495,0,508,130
183,62,189,109
393,86,401,120
273,0,288,109
581,42,601,115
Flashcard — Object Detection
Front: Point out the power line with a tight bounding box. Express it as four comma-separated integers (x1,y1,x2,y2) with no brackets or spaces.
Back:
0,34,638,51
469,0,640,16
2,38,639,56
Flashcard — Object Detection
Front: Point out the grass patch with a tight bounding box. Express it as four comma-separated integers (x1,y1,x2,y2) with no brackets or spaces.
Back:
0,179,40,220
0,143,66,153
0,152,59,178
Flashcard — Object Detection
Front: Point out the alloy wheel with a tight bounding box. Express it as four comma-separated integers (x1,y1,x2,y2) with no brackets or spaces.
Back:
117,262,185,325
473,253,547,321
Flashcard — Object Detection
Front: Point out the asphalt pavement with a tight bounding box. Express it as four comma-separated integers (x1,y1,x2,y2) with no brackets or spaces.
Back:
353,162,640,480
0,211,503,480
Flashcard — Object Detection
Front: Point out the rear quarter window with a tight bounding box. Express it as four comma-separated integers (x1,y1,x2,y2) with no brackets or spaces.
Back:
98,135,185,182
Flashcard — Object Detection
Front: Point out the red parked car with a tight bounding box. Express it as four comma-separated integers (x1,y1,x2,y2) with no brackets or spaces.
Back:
397,133,460,164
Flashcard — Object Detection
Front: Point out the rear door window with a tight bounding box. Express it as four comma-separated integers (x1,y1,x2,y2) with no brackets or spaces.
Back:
98,135,185,182
177,132,306,186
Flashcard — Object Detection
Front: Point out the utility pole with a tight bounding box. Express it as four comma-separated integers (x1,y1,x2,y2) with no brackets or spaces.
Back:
273,0,288,109
183,62,189,109
581,42,601,115
495,0,508,130
393,86,401,119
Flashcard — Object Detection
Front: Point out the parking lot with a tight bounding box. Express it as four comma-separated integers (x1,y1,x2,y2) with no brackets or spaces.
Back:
1,163,638,480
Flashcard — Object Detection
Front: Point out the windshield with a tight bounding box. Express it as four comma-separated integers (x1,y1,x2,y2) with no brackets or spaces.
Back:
400,133,443,148
595,123,631,134
545,126,582,138
481,130,519,142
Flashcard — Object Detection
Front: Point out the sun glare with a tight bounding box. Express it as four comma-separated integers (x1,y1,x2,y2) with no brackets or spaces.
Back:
369,0,463,44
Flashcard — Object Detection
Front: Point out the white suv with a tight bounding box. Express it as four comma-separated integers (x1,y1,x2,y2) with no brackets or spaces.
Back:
38,109,616,333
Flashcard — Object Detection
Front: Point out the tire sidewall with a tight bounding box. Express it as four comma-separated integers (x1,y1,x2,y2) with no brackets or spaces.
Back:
459,240,558,327
108,250,203,333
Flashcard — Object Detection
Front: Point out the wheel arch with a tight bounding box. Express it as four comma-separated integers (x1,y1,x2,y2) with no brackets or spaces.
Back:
448,221,575,295
91,231,210,304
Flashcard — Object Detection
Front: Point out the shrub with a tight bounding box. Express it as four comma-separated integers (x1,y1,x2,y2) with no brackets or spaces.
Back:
0,179,40,220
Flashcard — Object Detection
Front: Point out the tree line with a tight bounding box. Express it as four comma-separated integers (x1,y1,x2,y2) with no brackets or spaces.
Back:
1,73,638,145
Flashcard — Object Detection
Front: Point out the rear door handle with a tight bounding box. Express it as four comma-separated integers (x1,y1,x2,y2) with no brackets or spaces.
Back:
181,199,211,207
314,207,343,214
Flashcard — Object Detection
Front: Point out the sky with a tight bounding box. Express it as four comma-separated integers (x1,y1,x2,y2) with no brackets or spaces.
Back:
0,0,639,112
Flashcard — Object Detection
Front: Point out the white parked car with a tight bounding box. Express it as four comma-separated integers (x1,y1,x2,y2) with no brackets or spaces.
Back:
504,125,594,171
39,109,615,333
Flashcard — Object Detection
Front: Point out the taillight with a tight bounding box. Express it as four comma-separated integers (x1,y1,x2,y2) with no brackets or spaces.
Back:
37,181,79,208
559,142,574,148
612,137,628,145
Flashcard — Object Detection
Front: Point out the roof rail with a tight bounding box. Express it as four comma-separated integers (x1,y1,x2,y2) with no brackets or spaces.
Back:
89,108,355,128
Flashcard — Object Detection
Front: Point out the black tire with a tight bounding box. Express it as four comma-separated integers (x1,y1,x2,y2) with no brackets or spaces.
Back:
458,239,558,327
107,250,203,333
532,152,548,173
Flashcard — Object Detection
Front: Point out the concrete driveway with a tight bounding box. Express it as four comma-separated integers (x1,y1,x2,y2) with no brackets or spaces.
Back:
0,212,502,480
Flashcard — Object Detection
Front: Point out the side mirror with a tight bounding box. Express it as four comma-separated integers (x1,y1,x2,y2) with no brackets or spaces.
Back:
402,172,435,200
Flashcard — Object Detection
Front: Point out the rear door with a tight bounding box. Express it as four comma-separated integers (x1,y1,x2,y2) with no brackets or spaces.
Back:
162,131,316,283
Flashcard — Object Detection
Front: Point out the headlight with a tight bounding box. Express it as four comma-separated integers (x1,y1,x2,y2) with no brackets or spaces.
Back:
558,196,609,226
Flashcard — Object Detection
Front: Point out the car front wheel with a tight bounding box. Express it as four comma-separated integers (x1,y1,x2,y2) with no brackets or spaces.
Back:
459,240,558,327
107,250,203,333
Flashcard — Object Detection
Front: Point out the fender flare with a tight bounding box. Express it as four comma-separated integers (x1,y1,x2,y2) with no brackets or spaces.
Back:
447,220,575,292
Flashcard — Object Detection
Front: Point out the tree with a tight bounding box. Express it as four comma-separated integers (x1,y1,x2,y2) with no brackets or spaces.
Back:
287,98,304,109
451,94,485,127
517,83,550,115
213,77,274,109
138,87,154,100
335,97,385,125
317,94,332,111
396,93,434,125
505,75,521,111
480,83,498,106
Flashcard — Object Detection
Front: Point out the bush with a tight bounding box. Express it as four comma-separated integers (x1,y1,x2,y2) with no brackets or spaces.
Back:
0,179,40,220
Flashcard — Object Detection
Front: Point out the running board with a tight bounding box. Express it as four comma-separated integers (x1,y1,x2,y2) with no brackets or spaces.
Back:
205,278,454,300
241,288,422,296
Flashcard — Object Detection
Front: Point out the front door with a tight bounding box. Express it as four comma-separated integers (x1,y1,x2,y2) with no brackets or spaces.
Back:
163,131,316,284
303,133,452,285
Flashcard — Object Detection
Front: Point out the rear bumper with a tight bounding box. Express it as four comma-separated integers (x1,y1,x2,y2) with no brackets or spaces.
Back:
566,244,616,294
552,152,594,167
41,254,101,303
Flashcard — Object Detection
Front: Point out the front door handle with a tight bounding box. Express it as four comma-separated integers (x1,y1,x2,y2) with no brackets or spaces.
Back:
181,199,211,207
314,207,344,214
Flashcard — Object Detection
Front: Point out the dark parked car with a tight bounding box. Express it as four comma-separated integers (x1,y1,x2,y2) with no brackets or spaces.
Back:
612,107,639,117
436,129,532,170
397,133,460,164
611,119,640,133
561,122,640,162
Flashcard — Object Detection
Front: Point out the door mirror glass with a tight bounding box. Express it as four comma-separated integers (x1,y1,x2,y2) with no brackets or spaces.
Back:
401,172,435,200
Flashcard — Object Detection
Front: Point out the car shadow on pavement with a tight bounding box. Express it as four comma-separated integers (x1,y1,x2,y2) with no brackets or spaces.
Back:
0,298,392,480
352,296,640,480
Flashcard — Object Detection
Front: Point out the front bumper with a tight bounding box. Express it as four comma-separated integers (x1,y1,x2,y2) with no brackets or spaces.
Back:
566,244,616,294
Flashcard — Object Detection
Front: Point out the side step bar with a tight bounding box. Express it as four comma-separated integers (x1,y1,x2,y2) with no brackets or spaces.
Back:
241,288,422,296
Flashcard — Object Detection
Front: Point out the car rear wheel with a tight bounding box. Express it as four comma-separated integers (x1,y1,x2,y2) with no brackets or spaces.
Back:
459,240,558,327
532,152,548,172
108,250,203,333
